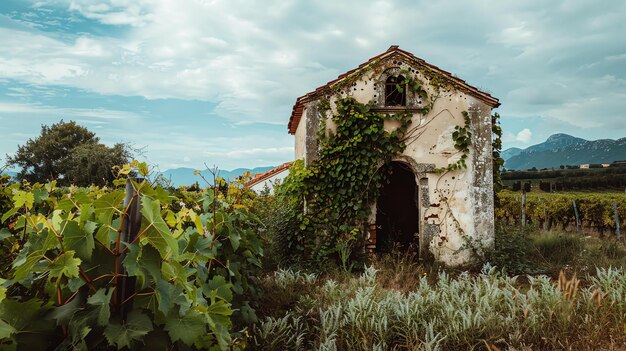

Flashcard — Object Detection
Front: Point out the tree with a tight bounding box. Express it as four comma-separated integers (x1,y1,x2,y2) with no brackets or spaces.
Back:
64,143,131,186
7,121,132,186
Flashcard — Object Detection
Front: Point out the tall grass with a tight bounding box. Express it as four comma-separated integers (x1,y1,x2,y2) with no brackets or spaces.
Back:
487,225,626,275
253,265,626,350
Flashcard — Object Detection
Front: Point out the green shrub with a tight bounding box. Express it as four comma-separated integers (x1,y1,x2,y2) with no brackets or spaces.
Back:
251,183,303,269
486,224,537,274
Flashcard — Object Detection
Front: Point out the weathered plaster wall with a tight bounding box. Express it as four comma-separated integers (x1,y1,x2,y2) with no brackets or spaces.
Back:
292,56,495,265
304,102,320,166
294,107,307,160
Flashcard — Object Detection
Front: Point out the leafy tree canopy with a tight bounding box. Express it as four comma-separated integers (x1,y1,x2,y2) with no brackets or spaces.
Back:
7,120,131,186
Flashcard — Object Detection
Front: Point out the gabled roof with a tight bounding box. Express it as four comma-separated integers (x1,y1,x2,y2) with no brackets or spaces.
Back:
288,45,500,134
244,161,293,188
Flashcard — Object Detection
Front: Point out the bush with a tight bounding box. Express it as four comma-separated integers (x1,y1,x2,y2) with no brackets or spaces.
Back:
251,184,302,269
486,224,537,274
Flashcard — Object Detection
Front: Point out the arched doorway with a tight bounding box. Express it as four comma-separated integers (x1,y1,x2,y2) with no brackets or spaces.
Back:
375,161,419,253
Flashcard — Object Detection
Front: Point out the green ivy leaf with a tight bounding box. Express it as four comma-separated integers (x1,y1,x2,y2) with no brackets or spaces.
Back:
1,208,18,223
49,251,81,280
104,310,153,350
0,298,52,334
49,294,82,325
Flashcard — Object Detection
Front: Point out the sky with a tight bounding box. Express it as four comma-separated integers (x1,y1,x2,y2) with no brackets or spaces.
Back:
0,0,625,171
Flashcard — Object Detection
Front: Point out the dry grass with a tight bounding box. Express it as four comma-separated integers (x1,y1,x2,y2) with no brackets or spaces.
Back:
252,258,626,351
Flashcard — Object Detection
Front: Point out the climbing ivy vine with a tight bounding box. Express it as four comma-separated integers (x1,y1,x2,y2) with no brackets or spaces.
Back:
278,57,497,267
282,98,412,266
492,112,504,207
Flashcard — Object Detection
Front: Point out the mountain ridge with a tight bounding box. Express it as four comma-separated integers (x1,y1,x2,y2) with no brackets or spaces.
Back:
503,134,626,170
158,166,276,187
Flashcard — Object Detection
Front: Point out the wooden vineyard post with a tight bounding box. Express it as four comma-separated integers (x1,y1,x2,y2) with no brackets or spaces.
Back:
521,189,526,226
572,200,580,233
116,178,143,320
615,202,621,241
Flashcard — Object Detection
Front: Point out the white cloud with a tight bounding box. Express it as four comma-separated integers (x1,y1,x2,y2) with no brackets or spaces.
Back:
2,0,626,166
204,146,293,159
68,0,154,27
515,128,532,143
0,102,141,120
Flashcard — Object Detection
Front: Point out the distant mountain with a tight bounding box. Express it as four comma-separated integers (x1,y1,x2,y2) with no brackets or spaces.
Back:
159,166,276,187
501,147,522,161
504,134,626,170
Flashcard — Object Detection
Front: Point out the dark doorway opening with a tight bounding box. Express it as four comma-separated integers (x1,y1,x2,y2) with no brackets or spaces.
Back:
375,162,419,253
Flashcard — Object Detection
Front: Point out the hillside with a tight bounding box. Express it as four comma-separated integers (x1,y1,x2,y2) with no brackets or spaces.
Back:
159,166,275,187
503,134,626,170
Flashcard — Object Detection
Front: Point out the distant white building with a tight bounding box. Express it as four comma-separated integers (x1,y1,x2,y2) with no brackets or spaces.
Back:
245,162,292,194
580,164,590,169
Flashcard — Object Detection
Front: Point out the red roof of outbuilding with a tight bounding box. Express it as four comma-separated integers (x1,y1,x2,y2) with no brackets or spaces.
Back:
287,45,500,134
245,162,293,188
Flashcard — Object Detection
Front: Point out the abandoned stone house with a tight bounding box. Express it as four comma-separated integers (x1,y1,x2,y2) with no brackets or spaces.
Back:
287,46,500,265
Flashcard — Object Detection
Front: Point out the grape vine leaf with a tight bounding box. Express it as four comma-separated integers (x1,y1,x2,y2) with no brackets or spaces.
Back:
140,197,179,258
0,318,16,339
13,250,44,281
12,190,34,210
62,221,95,261
93,191,125,225
164,308,207,346
123,244,162,288
203,276,232,302
0,228,11,241
0,279,6,303
49,251,82,280
87,288,113,326
104,310,153,350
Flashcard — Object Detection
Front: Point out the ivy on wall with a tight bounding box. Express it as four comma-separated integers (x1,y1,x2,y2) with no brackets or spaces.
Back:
279,57,499,267
282,98,412,266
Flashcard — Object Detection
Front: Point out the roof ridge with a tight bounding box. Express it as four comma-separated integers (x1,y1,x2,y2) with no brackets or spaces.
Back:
287,46,500,134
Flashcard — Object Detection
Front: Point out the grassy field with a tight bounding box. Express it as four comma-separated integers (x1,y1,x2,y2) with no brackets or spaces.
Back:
251,228,626,350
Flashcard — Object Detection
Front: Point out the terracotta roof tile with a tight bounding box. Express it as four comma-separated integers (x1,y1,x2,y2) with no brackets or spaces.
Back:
245,162,293,188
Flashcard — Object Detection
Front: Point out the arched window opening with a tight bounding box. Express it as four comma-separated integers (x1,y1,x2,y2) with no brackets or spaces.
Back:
385,75,407,106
